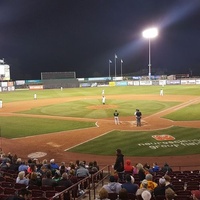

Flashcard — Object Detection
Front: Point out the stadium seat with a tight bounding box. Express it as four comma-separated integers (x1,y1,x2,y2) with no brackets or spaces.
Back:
31,189,45,197
41,185,54,191
108,193,118,200
4,187,17,195
174,195,191,200
45,190,57,198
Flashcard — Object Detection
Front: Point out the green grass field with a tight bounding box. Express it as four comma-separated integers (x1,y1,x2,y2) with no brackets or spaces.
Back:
0,85,200,156
68,126,200,156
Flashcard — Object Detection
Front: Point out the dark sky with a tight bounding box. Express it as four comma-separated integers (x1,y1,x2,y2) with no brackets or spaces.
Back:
1,0,200,80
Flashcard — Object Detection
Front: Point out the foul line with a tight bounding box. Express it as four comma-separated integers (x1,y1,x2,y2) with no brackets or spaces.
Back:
64,129,114,152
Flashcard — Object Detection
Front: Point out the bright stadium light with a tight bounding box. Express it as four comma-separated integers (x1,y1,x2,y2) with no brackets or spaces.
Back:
142,27,158,80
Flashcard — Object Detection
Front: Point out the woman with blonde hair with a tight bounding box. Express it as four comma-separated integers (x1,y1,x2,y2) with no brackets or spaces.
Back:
95,188,110,200
16,171,29,186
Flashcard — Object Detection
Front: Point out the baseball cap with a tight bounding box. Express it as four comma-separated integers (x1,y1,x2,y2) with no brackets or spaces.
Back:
191,190,200,199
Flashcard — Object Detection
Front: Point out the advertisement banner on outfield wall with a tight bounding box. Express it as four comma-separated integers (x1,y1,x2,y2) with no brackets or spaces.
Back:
80,83,91,87
195,80,200,84
127,81,134,86
140,81,152,85
152,80,159,85
1,82,8,87
159,80,167,86
181,80,196,85
116,81,128,86
15,80,26,85
109,82,116,86
133,81,140,86
166,80,181,85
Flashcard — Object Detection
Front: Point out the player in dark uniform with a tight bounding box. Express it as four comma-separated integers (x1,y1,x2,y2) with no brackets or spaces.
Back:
135,109,142,126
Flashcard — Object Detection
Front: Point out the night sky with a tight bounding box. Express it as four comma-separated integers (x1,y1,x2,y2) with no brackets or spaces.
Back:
1,0,200,80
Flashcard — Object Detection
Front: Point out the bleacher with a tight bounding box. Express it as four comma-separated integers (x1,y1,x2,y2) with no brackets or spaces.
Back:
0,159,199,200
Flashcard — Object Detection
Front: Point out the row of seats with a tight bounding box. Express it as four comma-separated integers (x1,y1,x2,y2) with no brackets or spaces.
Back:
108,192,193,200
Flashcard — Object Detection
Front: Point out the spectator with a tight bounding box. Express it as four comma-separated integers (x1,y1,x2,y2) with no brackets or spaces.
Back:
52,170,61,182
164,175,175,191
136,179,148,196
143,163,151,173
136,163,146,182
165,187,176,200
191,190,200,200
42,170,56,186
121,174,138,194
161,163,172,173
50,158,59,170
76,161,90,177
18,161,29,172
38,165,48,177
88,162,98,174
124,159,134,174
153,177,166,197
57,172,72,188
142,173,157,192
102,175,122,194
0,159,10,170
118,188,129,200
27,163,37,174
16,171,29,186
141,190,152,200
114,149,124,181
95,188,110,200
152,162,160,173
93,161,100,171
28,172,42,187
10,157,22,171
59,162,68,175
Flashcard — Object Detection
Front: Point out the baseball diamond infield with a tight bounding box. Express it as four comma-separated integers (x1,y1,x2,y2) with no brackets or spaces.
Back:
0,94,200,169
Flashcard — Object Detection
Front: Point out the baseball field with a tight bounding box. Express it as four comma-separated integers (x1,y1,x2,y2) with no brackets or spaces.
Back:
0,85,200,169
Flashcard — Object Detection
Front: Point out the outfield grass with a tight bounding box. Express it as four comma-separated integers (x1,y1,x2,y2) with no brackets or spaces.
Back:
1,85,200,103
68,126,200,156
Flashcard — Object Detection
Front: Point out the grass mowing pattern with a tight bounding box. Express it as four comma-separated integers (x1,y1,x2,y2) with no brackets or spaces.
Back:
0,116,95,139
18,99,179,119
68,126,200,156
164,103,200,121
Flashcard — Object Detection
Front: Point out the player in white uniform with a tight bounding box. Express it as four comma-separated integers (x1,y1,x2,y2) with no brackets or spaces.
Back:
102,96,106,105
160,89,164,96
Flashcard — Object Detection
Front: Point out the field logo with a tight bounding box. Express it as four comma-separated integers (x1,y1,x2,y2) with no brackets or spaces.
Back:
152,135,175,141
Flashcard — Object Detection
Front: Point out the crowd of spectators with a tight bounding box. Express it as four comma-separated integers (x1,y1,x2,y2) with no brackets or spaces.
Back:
0,151,100,199
0,151,200,200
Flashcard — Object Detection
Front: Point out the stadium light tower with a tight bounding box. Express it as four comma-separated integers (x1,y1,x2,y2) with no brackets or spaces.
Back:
142,27,158,80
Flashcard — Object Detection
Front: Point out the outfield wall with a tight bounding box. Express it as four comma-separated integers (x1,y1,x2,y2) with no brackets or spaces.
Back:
1,78,200,92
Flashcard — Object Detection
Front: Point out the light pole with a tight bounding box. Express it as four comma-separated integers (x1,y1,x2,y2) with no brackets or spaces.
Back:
115,54,117,77
142,27,158,80
109,60,112,77
121,59,123,77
